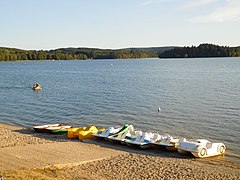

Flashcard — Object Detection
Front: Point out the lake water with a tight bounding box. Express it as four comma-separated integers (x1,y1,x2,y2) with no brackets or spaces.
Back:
0,58,239,160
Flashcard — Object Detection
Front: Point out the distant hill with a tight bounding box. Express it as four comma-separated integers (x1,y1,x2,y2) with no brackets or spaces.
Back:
0,46,174,61
159,44,240,58
1,44,239,61
124,46,177,54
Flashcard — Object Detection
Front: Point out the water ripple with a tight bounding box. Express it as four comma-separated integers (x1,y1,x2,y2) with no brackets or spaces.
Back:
0,58,240,158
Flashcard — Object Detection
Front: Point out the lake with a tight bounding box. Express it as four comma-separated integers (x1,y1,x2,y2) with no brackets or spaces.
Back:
0,58,239,160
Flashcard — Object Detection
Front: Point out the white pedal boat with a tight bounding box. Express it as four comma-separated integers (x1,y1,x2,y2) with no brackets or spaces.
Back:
107,125,134,143
178,139,226,158
92,125,126,140
150,135,180,151
124,131,162,148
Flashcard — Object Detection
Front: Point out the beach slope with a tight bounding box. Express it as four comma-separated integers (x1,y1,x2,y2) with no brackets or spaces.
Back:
0,123,239,179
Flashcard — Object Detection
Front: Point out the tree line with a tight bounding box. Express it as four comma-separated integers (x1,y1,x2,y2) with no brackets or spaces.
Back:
1,44,239,61
159,44,240,58
0,47,158,61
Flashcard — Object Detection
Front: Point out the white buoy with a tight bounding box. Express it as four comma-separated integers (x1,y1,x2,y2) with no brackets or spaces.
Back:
157,107,161,112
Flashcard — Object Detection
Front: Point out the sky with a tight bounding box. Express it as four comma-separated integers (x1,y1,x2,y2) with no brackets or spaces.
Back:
0,0,239,50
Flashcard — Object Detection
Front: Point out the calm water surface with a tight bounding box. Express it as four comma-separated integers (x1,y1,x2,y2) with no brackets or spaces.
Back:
0,58,239,159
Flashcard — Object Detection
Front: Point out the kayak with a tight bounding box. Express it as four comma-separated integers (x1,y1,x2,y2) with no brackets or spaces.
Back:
33,124,71,134
46,126,72,134
33,124,61,133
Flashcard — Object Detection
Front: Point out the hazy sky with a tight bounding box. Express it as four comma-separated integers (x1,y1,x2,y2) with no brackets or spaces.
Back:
0,0,239,50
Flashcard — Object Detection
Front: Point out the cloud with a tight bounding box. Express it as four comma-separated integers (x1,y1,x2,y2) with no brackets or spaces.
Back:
140,0,240,22
188,0,240,22
181,0,218,9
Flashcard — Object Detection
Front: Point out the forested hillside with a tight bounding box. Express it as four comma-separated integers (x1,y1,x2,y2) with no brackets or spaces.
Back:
0,47,158,61
125,46,176,54
159,44,240,58
1,44,239,61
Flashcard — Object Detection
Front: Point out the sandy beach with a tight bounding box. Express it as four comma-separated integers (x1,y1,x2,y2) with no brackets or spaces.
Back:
0,123,239,179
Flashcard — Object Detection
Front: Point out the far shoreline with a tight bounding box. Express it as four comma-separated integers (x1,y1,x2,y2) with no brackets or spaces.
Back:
1,43,239,62
0,56,239,63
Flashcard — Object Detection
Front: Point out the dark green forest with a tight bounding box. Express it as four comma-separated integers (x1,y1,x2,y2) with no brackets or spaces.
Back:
125,46,176,54
1,44,240,61
0,47,158,61
159,44,240,58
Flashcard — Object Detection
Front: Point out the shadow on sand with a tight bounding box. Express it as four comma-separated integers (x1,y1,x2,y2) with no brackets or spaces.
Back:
14,127,196,160
9,127,234,168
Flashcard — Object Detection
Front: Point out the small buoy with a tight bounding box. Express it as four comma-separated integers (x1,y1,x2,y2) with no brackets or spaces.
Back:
157,107,161,112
